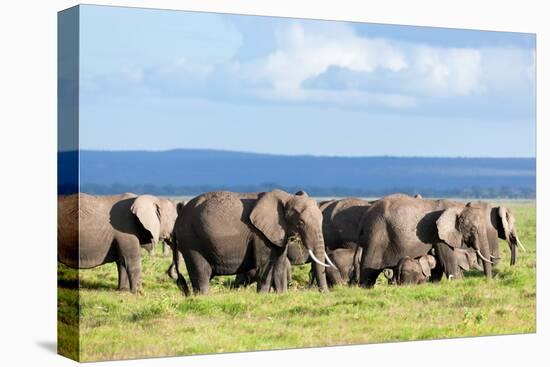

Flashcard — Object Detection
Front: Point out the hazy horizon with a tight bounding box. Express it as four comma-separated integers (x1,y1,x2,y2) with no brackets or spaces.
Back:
63,147,536,159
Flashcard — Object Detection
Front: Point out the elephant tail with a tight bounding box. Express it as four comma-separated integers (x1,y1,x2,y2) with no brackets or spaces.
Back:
172,245,190,297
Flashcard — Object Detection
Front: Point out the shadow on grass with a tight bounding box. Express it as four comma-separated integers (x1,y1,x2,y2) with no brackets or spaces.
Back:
462,267,507,279
58,278,116,290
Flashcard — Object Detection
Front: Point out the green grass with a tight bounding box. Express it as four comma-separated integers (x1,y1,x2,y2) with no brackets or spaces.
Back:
58,202,536,362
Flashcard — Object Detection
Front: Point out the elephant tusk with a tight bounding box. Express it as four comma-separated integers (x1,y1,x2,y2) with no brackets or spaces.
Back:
476,250,493,264
308,249,330,268
516,238,527,252
490,255,501,260
324,253,338,269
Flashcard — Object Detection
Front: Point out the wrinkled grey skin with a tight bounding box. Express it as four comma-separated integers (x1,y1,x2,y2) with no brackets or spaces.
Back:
383,255,436,285
318,198,373,285
172,190,329,295
320,198,374,251
325,246,361,287
358,194,522,287
58,193,178,292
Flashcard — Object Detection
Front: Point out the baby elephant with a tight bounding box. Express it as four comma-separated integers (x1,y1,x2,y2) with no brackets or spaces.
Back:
384,255,436,285
233,258,292,289
325,246,361,287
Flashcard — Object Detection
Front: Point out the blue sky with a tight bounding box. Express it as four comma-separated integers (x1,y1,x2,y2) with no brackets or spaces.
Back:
78,5,536,157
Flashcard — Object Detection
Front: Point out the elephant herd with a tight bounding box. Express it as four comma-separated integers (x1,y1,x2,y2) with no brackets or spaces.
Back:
58,189,524,295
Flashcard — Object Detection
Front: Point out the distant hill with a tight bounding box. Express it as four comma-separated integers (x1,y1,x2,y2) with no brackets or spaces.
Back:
58,149,535,198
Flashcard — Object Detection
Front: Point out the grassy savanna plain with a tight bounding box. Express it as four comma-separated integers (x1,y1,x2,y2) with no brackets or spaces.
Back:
58,201,536,362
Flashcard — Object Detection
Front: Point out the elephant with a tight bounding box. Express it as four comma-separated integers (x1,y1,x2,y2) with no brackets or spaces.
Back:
58,193,178,292
232,236,308,288
358,194,524,287
237,197,373,289
324,246,361,287
309,198,374,286
234,257,292,289
172,189,331,295
453,247,484,274
383,254,436,285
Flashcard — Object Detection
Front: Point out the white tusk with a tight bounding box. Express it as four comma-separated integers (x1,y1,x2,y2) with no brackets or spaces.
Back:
476,250,494,264
324,253,338,269
490,255,501,260
308,249,330,268
516,238,527,252
448,274,454,281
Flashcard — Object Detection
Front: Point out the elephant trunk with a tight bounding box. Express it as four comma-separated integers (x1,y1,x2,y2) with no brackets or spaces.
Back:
476,231,493,278
312,245,329,292
508,228,523,266
303,231,329,292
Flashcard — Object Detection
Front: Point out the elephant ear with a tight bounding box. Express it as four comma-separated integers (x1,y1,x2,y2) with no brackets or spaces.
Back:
250,191,288,247
436,207,463,248
131,195,161,245
498,206,512,241
419,256,433,277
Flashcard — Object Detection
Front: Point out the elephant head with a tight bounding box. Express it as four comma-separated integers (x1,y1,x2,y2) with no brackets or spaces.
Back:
437,205,494,277
437,203,523,278
455,247,483,272
249,189,330,292
131,195,178,253
384,255,436,285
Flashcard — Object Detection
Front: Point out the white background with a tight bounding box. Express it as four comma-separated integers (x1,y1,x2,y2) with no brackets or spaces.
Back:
0,1,546,366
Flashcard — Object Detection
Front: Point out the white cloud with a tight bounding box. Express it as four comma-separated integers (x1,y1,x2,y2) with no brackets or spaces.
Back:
82,15,534,113
250,22,534,108
259,22,407,93
409,45,482,96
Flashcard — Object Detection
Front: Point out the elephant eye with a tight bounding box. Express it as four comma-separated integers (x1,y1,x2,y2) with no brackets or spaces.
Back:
297,219,305,227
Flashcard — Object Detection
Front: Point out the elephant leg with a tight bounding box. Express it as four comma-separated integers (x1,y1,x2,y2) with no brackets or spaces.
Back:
350,247,363,285
430,260,444,282
233,273,247,288
326,266,344,287
234,269,257,288
124,255,142,293
430,247,444,282
116,260,130,291
359,268,381,288
256,261,275,293
434,242,462,280
183,249,212,295
272,256,289,293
